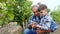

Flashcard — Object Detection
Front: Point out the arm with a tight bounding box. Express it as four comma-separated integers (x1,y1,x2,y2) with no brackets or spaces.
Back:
27,15,37,28
50,20,58,32
27,16,33,28
40,22,51,30
37,17,57,31
37,15,52,30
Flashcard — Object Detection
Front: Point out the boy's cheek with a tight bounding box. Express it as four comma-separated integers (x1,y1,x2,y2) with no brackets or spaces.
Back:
42,12,47,16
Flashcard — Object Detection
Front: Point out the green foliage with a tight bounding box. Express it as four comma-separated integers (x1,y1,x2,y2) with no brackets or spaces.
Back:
13,0,32,26
51,5,60,22
0,2,14,26
0,0,32,26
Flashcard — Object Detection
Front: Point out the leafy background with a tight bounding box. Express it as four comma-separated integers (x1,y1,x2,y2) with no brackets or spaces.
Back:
0,0,60,27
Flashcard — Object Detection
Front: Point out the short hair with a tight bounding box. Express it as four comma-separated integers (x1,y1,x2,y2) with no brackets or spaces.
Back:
38,4,47,11
31,5,38,9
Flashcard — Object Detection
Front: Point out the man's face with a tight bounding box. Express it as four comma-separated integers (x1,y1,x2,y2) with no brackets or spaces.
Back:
32,7,40,16
40,9,48,16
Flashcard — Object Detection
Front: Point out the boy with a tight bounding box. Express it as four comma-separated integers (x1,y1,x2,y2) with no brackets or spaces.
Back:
36,4,57,34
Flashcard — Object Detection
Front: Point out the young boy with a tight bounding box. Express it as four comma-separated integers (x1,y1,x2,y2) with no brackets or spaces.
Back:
36,4,57,34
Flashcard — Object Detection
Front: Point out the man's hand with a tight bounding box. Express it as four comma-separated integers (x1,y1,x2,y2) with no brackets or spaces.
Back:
30,21,37,25
36,25,41,28
30,21,38,28
30,21,41,28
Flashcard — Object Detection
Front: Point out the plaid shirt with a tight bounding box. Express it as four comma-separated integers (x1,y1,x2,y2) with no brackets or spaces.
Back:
39,14,52,30
28,14,57,31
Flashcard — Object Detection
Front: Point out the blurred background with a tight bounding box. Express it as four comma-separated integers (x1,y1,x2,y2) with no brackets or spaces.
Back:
0,0,60,34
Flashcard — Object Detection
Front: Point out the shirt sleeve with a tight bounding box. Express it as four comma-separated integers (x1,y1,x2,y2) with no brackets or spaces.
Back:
50,20,58,32
40,15,52,30
27,15,34,28
40,22,51,30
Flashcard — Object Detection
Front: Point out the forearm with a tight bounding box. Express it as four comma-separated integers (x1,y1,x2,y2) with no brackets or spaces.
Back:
40,25,49,30
27,21,37,28
38,23,51,30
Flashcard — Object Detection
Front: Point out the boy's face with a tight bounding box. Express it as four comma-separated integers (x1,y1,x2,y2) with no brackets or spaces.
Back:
40,9,48,16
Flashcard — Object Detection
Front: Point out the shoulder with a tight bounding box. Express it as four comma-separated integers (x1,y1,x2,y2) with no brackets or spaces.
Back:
30,15,34,18
44,14,52,21
30,15,36,19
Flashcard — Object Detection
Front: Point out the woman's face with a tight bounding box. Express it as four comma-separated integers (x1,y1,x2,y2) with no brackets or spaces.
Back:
32,7,40,17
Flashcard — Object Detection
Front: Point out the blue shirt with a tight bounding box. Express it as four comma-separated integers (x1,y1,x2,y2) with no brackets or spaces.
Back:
28,14,57,31
39,14,52,30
